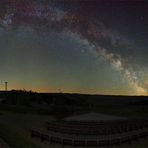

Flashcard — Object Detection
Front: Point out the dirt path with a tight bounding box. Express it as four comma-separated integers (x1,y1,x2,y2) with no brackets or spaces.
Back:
0,138,10,148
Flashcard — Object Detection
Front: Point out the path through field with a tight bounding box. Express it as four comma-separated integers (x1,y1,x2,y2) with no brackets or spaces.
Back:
0,138,10,148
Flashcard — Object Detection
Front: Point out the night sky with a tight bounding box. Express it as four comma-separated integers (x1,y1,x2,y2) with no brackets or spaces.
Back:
0,0,148,95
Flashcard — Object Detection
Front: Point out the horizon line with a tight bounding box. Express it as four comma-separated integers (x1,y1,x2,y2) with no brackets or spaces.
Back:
0,89,148,97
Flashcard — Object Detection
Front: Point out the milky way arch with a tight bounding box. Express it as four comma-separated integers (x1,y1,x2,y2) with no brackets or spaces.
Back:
0,0,147,95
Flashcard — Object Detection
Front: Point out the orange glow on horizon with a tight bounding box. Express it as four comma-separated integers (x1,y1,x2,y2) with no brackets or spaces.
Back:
1,82,147,96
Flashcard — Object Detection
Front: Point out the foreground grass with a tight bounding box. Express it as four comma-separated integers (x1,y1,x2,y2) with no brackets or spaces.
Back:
0,110,148,148
0,123,41,148
0,104,76,119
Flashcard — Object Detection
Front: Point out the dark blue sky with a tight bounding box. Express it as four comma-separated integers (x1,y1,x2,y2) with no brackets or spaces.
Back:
0,0,148,95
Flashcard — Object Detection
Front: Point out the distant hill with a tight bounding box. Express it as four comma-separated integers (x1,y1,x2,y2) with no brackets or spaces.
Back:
0,90,148,106
0,90,148,118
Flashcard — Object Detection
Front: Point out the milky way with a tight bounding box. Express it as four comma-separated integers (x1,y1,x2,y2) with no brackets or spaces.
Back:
0,0,148,95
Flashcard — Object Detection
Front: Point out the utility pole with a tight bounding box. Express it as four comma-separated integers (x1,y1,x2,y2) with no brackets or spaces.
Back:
5,82,8,91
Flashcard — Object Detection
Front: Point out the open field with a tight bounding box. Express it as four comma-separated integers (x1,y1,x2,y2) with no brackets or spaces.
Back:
1,111,148,148
0,91,148,147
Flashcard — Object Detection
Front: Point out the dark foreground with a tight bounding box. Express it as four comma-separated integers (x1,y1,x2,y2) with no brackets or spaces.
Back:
0,90,148,147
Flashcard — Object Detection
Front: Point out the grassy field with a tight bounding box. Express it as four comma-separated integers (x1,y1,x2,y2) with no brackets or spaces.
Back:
0,122,40,148
0,111,56,148
0,91,148,147
0,110,148,148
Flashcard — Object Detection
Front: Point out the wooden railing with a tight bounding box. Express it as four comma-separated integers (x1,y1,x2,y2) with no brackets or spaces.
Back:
30,128,148,146
30,119,148,146
46,119,148,135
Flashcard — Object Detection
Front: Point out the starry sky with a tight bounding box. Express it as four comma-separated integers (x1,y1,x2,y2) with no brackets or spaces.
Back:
0,0,148,95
